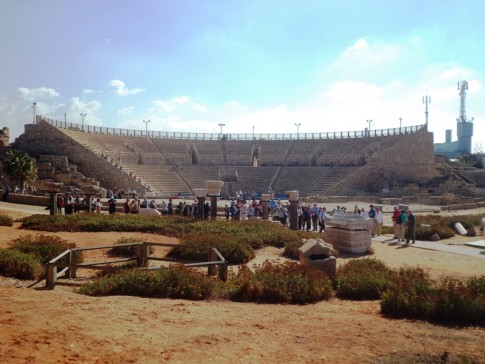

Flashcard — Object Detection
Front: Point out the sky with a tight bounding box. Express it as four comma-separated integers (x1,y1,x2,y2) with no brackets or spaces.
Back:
1,0,484,151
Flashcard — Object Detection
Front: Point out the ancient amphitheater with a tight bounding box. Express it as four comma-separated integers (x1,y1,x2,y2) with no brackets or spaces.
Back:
11,117,440,199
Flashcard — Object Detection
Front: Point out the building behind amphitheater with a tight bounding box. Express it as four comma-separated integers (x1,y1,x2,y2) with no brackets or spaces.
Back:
4,116,443,199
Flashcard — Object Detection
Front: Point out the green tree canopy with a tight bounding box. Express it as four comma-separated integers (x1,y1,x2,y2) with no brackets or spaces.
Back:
3,149,37,187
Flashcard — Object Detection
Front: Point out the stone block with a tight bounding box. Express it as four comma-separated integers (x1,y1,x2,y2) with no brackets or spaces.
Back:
430,233,440,241
304,256,336,278
326,212,373,231
298,238,338,262
324,227,371,254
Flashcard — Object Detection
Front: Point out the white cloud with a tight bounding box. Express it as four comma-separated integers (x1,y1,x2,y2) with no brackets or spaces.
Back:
118,106,134,116
15,87,59,100
224,100,248,110
108,80,144,96
151,96,206,114
83,89,100,94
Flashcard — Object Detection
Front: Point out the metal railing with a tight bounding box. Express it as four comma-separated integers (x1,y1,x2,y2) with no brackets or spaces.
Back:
46,242,228,289
39,116,425,141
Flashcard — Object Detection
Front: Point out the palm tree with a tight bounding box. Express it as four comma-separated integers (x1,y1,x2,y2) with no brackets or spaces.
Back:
3,149,37,189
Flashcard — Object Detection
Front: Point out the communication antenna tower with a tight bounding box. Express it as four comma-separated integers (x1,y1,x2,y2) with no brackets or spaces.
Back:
422,94,431,127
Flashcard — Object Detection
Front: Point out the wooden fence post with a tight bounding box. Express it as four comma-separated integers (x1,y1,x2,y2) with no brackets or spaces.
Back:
208,248,217,276
219,261,228,282
46,264,57,289
136,243,149,267
69,250,77,278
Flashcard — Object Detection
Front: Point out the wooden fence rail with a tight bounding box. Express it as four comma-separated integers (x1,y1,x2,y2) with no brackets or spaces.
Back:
46,242,228,289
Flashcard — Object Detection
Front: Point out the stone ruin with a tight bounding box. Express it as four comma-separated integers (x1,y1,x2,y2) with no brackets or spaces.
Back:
298,238,338,278
323,212,373,254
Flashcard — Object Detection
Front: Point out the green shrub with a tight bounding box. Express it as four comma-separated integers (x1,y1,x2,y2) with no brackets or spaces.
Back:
382,270,485,326
78,265,216,300
432,277,485,326
283,240,305,260
233,261,333,304
335,258,394,300
468,275,485,295
8,234,82,264
380,267,437,320
0,214,13,226
168,232,255,264
0,248,44,280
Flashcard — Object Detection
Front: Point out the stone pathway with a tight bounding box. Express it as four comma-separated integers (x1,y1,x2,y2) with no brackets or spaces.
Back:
373,235,485,259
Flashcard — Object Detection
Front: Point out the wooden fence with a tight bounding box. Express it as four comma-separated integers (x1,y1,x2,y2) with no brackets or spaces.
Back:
46,242,228,289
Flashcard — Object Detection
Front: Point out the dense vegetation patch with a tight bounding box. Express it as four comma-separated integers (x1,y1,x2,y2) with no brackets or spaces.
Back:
0,234,82,280
78,261,334,304
381,267,485,326
19,215,307,263
167,232,255,264
78,265,216,300
232,261,333,304
0,214,14,227
335,258,394,300
0,249,44,280
9,234,82,264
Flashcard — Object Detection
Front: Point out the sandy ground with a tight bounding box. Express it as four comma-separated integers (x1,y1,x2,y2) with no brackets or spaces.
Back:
1,201,485,363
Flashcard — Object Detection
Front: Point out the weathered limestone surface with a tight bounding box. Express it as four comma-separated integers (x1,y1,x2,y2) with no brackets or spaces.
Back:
324,212,372,254
298,238,338,277
324,228,371,254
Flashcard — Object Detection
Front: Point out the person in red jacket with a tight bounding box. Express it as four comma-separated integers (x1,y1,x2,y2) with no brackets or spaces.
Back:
392,206,400,239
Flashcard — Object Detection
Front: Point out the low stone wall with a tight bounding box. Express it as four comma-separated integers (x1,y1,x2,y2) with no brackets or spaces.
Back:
441,201,485,211
3,193,50,207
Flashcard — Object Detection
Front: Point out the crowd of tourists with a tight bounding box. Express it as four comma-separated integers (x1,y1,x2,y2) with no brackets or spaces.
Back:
49,189,417,243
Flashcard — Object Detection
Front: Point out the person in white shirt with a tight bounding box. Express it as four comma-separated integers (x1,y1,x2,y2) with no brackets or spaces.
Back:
375,207,383,236
318,207,327,233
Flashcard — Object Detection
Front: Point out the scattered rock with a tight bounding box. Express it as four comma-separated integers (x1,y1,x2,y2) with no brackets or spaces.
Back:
430,233,440,241
466,228,477,237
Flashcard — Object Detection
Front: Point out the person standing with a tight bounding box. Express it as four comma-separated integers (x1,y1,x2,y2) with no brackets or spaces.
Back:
310,204,319,231
375,207,383,236
297,204,303,230
368,205,376,236
95,198,102,213
406,209,416,244
108,198,117,215
392,206,400,239
239,201,248,220
318,207,327,233
224,204,230,220
302,206,310,231
123,198,130,213
203,202,211,219
398,209,407,242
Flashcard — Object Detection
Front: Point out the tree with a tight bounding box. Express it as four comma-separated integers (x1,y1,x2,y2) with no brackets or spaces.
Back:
3,149,37,188
458,152,483,169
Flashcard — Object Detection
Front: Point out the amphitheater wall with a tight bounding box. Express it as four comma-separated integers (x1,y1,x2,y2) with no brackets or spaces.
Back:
13,121,146,193
325,129,437,196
